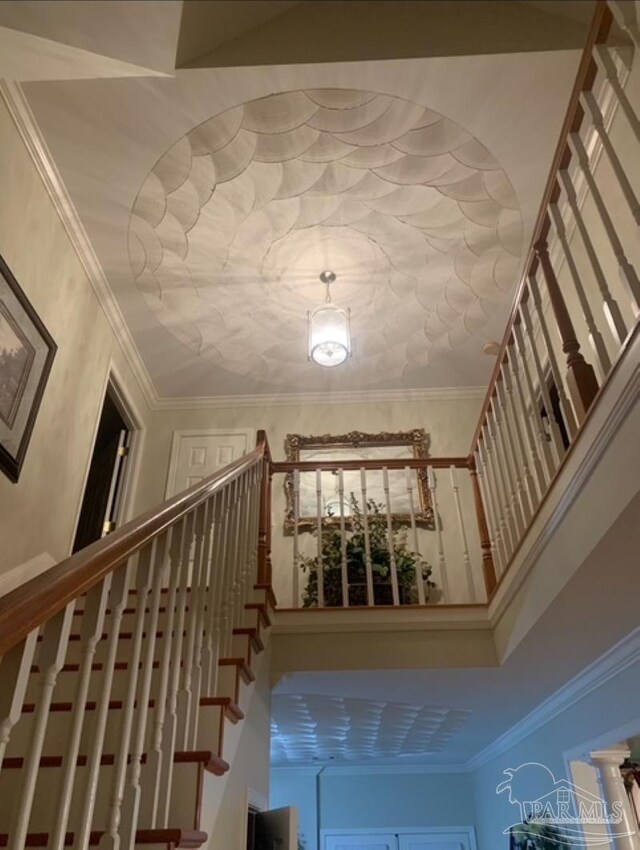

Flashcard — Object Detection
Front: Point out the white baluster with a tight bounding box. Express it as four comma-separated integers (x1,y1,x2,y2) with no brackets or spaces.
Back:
158,513,194,828
77,564,133,848
100,543,157,850
119,534,168,850
450,466,475,602
520,302,566,467
52,578,111,849
292,469,300,606
315,469,325,607
473,450,502,576
427,466,449,603
382,467,400,605
503,355,543,507
558,167,628,345
405,466,426,604
496,380,532,527
337,469,349,607
569,131,640,313
480,429,511,564
497,376,535,522
512,320,557,481
203,491,225,698
143,520,184,828
595,44,640,145
0,630,38,774
10,603,74,850
359,468,375,606
582,90,640,229
486,414,518,554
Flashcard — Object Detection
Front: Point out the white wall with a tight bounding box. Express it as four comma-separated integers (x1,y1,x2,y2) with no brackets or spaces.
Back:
271,767,477,850
0,93,151,577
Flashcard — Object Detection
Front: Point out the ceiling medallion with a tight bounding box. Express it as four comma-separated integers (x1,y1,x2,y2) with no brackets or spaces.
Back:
308,271,351,367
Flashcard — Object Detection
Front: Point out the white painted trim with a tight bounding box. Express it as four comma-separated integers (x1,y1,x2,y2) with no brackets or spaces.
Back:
320,826,477,850
468,627,640,771
153,386,486,410
165,427,256,498
0,79,158,410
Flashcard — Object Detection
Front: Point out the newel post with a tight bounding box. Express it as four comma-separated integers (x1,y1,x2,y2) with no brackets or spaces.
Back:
468,455,497,598
534,237,599,421
257,431,272,585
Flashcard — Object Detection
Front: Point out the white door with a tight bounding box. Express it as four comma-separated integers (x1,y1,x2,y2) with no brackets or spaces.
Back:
326,835,397,850
398,833,472,850
166,428,254,497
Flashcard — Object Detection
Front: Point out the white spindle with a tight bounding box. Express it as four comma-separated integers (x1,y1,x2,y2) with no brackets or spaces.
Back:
337,469,349,607
503,356,544,507
359,468,375,606
52,577,112,850
10,603,74,850
519,302,566,467
486,412,519,553
569,131,640,312
292,469,300,606
203,490,226,697
119,535,168,850
450,465,475,602
77,564,132,848
512,320,557,481
595,44,640,144
218,479,235,659
558,167,628,345
382,467,400,605
0,630,38,775
497,376,535,521
405,466,426,604
549,201,612,377
427,466,449,602
315,469,325,607
480,430,510,565
473,449,502,575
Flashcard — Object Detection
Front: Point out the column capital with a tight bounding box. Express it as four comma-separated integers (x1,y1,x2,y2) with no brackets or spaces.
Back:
591,745,632,766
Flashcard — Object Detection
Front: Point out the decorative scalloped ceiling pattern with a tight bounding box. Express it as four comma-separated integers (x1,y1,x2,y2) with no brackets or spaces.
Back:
270,694,472,764
128,89,522,389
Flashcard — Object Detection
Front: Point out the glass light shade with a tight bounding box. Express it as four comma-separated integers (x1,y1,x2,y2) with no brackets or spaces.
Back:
308,304,351,367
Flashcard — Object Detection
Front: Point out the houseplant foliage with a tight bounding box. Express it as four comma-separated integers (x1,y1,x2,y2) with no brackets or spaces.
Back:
299,494,435,607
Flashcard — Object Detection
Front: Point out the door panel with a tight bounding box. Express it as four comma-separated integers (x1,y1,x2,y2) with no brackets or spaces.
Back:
326,835,397,850
399,834,469,850
167,430,253,497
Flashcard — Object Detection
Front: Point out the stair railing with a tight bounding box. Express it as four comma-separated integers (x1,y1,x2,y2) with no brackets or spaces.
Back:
0,431,272,849
469,0,640,591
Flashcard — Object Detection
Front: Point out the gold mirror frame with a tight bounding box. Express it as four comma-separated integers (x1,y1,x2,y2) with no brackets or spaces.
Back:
283,429,434,532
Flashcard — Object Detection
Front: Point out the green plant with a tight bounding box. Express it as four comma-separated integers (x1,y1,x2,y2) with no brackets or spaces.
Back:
299,493,435,607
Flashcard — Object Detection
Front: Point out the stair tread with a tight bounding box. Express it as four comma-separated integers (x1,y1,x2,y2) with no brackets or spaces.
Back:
219,657,255,683
1,749,224,771
21,696,240,714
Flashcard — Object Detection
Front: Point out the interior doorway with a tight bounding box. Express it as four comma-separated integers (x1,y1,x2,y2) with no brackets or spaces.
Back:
72,382,133,553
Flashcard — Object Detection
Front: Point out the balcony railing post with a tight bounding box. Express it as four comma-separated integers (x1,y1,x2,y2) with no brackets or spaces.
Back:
258,451,272,586
534,238,599,422
468,457,497,598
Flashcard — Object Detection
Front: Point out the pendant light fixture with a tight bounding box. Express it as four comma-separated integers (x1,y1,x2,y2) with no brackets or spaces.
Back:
308,271,351,367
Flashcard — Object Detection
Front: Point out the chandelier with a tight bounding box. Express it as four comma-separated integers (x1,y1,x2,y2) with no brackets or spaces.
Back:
308,271,352,367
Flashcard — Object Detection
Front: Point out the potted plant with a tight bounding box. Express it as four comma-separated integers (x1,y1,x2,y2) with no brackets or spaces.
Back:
299,494,435,607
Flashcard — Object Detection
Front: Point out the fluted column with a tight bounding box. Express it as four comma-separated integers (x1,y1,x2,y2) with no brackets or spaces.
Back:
591,746,640,850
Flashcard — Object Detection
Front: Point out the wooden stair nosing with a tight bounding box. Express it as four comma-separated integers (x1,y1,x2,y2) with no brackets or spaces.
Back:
0,828,208,848
21,696,242,717
1,750,228,774
232,627,264,653
199,696,244,723
218,657,255,685
244,602,271,627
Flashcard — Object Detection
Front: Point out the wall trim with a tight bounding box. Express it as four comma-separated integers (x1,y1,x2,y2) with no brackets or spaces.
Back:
468,627,640,771
0,79,158,410
153,386,486,410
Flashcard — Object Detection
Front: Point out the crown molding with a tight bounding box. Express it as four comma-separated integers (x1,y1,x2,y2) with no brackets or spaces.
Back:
467,627,640,772
0,79,158,410
270,762,467,775
152,385,487,410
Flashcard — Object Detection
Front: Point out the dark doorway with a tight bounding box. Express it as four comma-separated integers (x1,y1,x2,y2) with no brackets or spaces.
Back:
72,387,131,553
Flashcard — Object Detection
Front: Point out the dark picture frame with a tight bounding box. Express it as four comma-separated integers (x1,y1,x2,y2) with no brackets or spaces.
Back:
0,254,57,482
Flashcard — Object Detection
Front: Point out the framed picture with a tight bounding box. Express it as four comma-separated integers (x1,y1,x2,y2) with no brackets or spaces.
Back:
0,255,57,482
283,429,434,532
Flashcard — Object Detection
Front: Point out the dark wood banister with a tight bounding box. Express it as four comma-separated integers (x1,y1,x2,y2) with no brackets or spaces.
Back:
0,431,271,657
468,0,613,456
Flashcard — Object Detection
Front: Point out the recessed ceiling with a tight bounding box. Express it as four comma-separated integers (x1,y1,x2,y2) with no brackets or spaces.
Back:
0,0,587,398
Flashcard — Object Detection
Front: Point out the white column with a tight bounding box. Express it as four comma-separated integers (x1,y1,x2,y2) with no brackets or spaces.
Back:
591,746,640,850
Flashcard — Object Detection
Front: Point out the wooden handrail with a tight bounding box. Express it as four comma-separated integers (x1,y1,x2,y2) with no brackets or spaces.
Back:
469,0,613,454
272,457,469,473
0,438,268,656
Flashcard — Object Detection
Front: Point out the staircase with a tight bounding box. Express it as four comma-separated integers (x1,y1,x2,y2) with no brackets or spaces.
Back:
0,434,275,850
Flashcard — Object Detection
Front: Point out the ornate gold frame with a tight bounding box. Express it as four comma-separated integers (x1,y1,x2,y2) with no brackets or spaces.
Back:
283,429,434,532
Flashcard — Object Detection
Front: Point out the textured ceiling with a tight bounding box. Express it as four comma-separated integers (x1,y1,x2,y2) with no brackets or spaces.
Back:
271,694,472,764
129,89,521,390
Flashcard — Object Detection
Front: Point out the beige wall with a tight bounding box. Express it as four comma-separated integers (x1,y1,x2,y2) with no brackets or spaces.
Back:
0,94,151,576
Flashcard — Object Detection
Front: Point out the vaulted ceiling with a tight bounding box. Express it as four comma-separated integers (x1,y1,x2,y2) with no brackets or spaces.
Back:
0,1,597,399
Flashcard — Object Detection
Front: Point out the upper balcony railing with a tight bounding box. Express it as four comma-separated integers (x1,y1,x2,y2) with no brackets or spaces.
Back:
276,0,640,609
